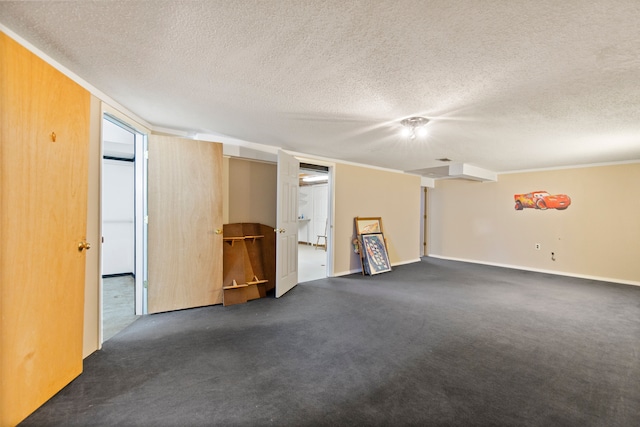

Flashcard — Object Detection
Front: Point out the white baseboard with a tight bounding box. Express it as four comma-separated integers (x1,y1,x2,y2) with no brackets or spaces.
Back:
393,258,421,267
427,254,640,287
333,268,363,277
333,258,421,278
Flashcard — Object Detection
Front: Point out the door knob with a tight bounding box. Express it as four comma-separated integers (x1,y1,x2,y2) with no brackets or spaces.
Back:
215,229,222,234
78,241,91,252
274,228,286,233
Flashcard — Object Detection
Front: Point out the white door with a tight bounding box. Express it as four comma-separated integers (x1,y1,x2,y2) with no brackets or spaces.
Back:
276,150,299,297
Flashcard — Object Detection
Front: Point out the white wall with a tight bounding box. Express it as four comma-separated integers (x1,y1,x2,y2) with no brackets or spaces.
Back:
298,185,312,243
313,184,328,241
103,119,135,159
102,159,135,275
298,183,328,244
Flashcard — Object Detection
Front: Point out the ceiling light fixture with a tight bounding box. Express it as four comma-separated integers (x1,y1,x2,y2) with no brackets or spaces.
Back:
302,175,328,182
400,117,429,140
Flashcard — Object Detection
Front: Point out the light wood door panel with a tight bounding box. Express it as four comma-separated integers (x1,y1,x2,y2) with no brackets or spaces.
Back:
147,135,223,313
0,33,90,426
275,151,299,297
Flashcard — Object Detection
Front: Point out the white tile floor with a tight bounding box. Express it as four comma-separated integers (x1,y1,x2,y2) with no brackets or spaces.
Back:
102,275,137,341
298,243,327,283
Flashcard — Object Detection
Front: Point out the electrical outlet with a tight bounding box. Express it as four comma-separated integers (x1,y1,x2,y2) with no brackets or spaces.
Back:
535,243,541,250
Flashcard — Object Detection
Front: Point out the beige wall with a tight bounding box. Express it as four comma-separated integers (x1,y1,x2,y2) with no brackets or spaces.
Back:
227,157,277,227
222,157,230,223
333,163,422,275
83,95,101,357
429,163,640,284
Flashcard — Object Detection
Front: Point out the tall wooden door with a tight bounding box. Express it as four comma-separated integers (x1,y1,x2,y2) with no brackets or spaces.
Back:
0,33,90,426
275,151,299,297
147,136,223,313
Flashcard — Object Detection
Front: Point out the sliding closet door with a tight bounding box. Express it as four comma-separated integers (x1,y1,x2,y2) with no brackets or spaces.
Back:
0,33,90,426
147,136,223,313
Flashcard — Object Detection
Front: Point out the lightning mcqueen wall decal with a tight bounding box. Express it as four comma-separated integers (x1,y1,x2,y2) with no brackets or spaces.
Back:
514,191,571,211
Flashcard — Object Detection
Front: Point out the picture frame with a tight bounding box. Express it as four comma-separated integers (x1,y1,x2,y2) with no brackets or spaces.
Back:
360,233,391,275
355,217,382,235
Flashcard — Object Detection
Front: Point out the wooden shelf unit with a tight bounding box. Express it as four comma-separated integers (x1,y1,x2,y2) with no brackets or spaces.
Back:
222,223,275,306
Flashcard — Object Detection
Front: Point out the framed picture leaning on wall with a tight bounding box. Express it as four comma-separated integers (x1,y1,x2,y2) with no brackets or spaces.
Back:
360,233,391,275
355,217,382,235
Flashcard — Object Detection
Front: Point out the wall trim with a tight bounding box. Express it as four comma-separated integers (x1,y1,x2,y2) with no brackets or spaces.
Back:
0,26,152,131
427,254,640,287
500,159,640,175
331,258,421,278
286,149,409,176
393,258,422,267
334,268,363,277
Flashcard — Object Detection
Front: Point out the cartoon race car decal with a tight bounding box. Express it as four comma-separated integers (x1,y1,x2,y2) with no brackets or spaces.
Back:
514,191,571,211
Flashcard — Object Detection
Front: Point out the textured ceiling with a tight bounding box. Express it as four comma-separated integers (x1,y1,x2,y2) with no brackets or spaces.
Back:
2,0,640,175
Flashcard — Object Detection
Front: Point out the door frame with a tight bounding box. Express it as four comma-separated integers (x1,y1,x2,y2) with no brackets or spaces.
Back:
100,112,148,342
325,165,335,276
420,187,428,257
296,157,335,278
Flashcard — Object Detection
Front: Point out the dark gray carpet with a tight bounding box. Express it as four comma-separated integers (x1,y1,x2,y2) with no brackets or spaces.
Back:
21,258,640,426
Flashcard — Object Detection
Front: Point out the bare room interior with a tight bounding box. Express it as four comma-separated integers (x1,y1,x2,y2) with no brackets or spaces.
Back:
1,2,639,426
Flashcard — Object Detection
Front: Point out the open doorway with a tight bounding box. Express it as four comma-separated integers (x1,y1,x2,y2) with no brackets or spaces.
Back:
298,163,330,282
101,115,146,341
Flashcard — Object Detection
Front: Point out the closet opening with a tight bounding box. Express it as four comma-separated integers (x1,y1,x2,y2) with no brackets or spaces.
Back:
101,114,147,342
